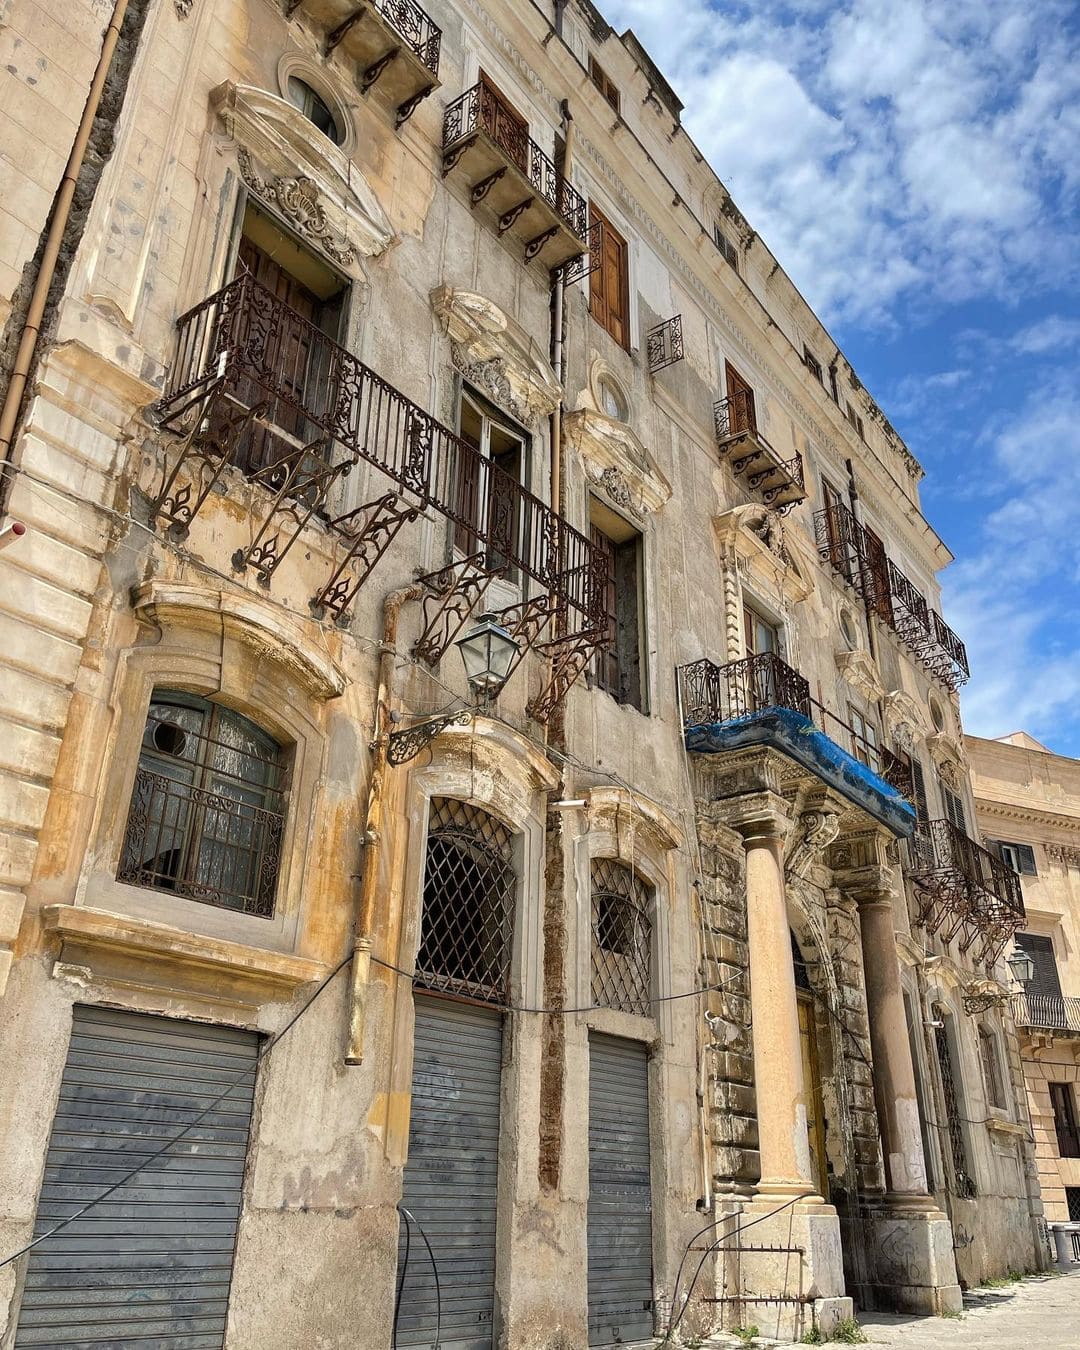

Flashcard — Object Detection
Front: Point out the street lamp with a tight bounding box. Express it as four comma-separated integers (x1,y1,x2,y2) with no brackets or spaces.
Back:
1006,946,1035,988
386,614,521,766
962,945,1036,1015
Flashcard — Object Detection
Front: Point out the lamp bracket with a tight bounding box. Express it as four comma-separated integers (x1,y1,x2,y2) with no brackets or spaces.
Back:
387,710,472,767
526,624,607,724
413,554,504,666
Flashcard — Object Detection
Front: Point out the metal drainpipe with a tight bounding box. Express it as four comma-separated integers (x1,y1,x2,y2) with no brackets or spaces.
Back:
0,0,131,514
345,583,424,1065
551,99,575,519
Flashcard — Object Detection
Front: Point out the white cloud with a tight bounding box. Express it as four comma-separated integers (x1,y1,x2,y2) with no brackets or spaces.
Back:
1011,315,1080,354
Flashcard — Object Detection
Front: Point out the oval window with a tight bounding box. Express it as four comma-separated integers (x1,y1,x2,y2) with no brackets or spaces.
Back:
929,693,946,733
597,376,628,421
287,76,343,145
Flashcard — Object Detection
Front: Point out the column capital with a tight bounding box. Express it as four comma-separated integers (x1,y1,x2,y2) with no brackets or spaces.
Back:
723,793,792,846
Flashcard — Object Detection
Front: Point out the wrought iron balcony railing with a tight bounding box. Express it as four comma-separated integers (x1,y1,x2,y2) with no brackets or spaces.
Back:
442,83,589,264
906,818,1025,965
151,274,608,716
370,0,441,75
677,654,913,800
1011,991,1080,1035
814,501,970,689
714,390,806,513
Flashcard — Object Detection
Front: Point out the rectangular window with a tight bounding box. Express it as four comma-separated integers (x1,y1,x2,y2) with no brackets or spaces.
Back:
804,347,822,382
849,704,882,774
911,758,929,822
725,361,757,436
589,201,630,350
590,500,645,710
743,603,778,657
1014,932,1062,998
1068,1187,1080,1222
990,840,1038,875
589,55,621,114
455,388,529,575
845,401,865,439
934,1019,976,1197
941,781,966,832
1051,1083,1080,1158
978,1029,1006,1110
714,226,739,272
479,70,528,169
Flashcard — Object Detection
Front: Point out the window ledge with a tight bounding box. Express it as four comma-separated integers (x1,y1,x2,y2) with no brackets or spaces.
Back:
42,904,327,1006
986,1115,1025,1138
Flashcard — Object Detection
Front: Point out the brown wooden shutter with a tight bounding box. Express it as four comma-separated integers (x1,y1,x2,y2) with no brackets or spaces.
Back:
590,203,629,350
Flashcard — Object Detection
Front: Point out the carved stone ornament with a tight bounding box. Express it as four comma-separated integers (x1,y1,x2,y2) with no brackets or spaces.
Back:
564,408,672,517
1047,843,1080,868
431,285,560,428
926,731,966,785
883,689,927,753
174,0,193,15
212,82,393,269
786,810,841,881
714,504,815,605
238,149,356,268
836,647,885,703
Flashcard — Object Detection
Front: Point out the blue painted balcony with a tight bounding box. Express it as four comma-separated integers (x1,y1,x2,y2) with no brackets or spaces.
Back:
678,654,916,839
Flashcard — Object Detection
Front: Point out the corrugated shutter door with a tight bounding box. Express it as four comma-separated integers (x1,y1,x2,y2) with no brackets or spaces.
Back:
397,997,503,1350
587,1034,653,1346
15,1005,259,1349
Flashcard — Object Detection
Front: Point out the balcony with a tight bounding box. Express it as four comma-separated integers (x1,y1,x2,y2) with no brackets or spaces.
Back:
1012,992,1080,1035
150,273,608,718
442,82,589,269
814,500,969,690
285,0,441,127
678,653,916,837
714,390,805,514
906,818,1025,965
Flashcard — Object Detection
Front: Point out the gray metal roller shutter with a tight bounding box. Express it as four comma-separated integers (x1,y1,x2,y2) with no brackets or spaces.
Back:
587,1034,654,1346
15,1004,259,1349
397,996,503,1350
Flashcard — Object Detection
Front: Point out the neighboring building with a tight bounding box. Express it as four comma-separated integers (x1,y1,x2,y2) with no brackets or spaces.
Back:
0,0,1042,1345
968,732,1080,1239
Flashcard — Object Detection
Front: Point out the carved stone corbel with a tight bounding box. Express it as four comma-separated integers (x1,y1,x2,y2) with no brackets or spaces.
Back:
563,408,671,517
785,809,841,881
836,647,885,703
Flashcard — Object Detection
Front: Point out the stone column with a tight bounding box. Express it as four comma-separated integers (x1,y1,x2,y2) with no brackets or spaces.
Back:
857,885,930,1199
741,818,818,1200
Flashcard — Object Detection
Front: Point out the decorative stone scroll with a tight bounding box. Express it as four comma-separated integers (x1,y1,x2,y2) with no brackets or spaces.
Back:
563,408,671,517
238,149,356,268
883,689,927,755
836,647,885,703
786,809,841,881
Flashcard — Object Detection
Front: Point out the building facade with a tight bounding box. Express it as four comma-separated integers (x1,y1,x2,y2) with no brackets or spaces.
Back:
0,1,1044,1345
968,732,1080,1244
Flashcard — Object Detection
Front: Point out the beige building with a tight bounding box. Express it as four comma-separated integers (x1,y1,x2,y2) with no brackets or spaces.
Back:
0,0,1044,1345
968,732,1080,1241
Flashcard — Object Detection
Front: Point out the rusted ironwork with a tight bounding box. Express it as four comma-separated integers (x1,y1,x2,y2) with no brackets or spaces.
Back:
1012,991,1080,1033
933,1019,977,1198
372,0,441,75
442,83,588,242
678,653,812,725
118,694,286,918
526,623,610,724
155,274,607,648
557,216,604,286
412,555,504,668
813,501,970,689
591,858,652,1016
646,315,684,373
906,819,1025,966
386,709,472,767
415,797,516,1004
714,391,805,514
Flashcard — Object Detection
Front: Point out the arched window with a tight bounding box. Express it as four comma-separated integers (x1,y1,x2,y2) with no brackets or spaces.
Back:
978,1026,1006,1109
286,75,343,144
590,858,652,1015
416,798,516,1004
118,691,287,917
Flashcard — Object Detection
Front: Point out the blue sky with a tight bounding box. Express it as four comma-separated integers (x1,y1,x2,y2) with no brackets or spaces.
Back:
601,0,1080,756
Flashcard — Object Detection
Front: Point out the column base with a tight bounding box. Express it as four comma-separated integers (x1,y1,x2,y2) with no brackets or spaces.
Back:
717,1197,851,1342
857,1201,963,1316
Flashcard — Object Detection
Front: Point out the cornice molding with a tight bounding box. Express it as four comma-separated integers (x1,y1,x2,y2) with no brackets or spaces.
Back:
974,798,1080,836
564,408,672,516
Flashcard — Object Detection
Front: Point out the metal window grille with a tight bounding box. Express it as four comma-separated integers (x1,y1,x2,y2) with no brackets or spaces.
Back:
416,798,516,1004
118,692,286,917
1067,1187,1080,1223
933,1019,977,1198
590,858,652,1016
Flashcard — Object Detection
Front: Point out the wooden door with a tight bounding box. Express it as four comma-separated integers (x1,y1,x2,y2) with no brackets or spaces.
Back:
863,525,893,626
589,203,630,350
479,72,527,170
798,994,830,1198
725,362,756,435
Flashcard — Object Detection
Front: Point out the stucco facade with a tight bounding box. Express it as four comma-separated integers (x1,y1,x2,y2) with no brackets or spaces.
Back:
968,732,1080,1237
0,1,1044,1345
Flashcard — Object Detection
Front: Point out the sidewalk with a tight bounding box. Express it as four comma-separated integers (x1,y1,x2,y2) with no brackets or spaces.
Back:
855,1269,1080,1348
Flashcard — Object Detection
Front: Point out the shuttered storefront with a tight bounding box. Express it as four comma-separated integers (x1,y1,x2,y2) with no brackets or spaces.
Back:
15,1005,259,1348
397,997,503,1350
587,1034,654,1346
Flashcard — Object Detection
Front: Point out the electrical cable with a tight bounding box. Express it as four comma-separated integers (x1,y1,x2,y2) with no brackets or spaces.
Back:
394,1205,441,1350
368,952,739,1015
0,951,354,1272
392,1205,411,1349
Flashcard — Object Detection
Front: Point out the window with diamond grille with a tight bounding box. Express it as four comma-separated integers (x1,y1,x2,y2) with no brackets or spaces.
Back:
591,858,653,1016
416,798,517,1004
118,690,287,917
933,1014,976,1198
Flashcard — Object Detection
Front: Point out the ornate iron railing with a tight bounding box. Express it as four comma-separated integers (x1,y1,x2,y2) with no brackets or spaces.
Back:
374,0,441,74
813,501,970,689
714,391,806,510
907,818,1025,965
154,273,606,627
1012,992,1080,1034
646,315,684,373
442,83,588,240
678,655,913,797
678,653,812,725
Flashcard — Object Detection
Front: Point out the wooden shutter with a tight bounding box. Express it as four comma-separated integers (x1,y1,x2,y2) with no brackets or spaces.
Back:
725,362,756,435
1014,933,1062,998
589,203,629,349
910,758,929,822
